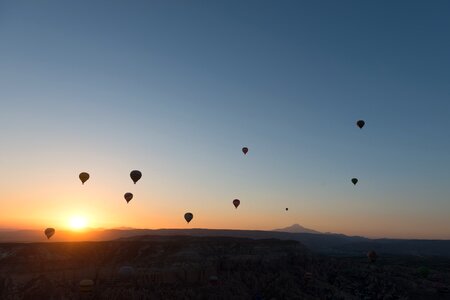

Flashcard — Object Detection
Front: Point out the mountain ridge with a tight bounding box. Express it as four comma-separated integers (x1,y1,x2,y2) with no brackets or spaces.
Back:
274,223,321,234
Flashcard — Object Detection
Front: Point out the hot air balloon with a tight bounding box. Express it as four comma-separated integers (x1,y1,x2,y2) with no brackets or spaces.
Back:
356,120,365,129
209,275,219,285
44,228,55,239
367,250,377,263
79,279,94,293
233,199,240,209
118,266,135,278
242,147,248,155
286,208,288,211
79,172,89,185
184,212,193,223
130,170,142,184
351,178,358,185
124,193,133,203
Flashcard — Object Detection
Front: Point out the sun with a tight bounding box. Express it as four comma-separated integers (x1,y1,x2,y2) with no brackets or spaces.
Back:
69,216,88,230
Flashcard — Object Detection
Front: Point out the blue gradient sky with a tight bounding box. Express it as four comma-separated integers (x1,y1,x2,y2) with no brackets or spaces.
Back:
0,1,449,238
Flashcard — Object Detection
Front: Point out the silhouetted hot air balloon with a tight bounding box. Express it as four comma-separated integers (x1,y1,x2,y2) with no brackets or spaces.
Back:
184,212,193,223
209,275,219,285
124,193,133,203
286,208,288,211
130,170,142,184
118,266,135,278
79,279,94,293
367,250,378,263
242,147,248,155
233,199,240,209
44,228,55,239
356,120,365,129
79,172,89,185
351,178,358,185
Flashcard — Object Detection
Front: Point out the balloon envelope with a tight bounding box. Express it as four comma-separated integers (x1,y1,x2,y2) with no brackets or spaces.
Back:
130,170,142,184
44,228,55,239
118,266,135,277
79,279,94,293
79,172,89,184
242,147,248,155
184,212,193,223
286,208,288,211
356,120,365,129
124,192,133,203
209,275,219,285
351,178,358,185
233,199,240,208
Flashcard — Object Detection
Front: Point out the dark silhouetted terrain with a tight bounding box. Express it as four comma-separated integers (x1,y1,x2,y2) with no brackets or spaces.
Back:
0,236,449,299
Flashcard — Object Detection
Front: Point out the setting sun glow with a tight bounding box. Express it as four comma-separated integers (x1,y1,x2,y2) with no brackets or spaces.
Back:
69,216,87,230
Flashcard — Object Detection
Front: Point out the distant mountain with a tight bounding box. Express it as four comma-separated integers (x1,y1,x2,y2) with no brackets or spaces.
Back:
274,224,321,234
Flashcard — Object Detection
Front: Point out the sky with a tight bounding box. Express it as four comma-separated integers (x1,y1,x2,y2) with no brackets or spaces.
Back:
0,0,449,239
